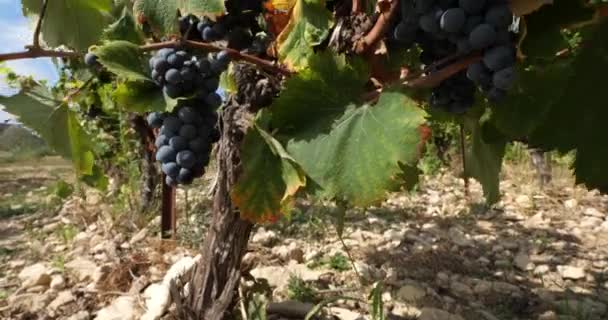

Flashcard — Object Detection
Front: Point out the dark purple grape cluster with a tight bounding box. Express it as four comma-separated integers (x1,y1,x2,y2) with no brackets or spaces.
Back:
393,0,517,112
147,100,220,186
149,48,230,100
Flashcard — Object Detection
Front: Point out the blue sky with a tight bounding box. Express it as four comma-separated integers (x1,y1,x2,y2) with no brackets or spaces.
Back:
0,0,59,123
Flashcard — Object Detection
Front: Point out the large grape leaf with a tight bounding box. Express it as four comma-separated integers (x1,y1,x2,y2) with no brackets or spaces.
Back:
529,22,608,192
102,7,145,44
232,125,307,223
275,0,333,70
271,53,369,134
94,41,151,82
133,0,179,36
178,0,225,16
0,82,96,177
285,91,426,206
464,117,506,205
21,0,112,51
113,82,166,113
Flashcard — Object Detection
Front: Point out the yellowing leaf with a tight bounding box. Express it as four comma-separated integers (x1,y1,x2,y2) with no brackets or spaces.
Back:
276,0,333,70
232,125,306,223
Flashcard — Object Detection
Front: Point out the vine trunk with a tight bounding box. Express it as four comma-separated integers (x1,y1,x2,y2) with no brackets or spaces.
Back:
187,100,254,319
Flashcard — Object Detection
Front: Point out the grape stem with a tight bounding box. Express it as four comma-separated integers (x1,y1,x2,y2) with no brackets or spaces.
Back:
354,0,400,54
404,54,482,89
140,40,292,76
31,0,49,50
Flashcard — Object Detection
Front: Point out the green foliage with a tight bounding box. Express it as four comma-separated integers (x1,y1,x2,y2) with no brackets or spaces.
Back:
102,7,145,44
287,274,318,303
53,180,74,199
232,124,306,222
113,81,166,113
528,22,608,192
21,0,113,51
276,0,333,70
464,116,506,205
133,0,179,36
94,41,151,82
0,82,100,181
328,252,350,271
369,282,385,320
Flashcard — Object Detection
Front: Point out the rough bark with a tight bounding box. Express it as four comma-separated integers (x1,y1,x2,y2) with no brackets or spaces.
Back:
186,99,254,319
130,115,158,211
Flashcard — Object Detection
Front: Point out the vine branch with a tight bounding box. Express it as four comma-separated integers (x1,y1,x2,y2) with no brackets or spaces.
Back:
355,0,400,54
31,0,49,49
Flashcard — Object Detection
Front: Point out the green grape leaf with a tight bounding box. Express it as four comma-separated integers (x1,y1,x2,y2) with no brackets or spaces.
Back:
286,91,427,207
21,0,112,51
94,41,151,82
489,62,574,139
275,0,333,70
0,82,97,178
133,0,179,37
113,81,165,113
102,7,144,44
522,1,594,59
178,0,225,16
232,125,307,223
464,117,506,205
271,53,369,133
529,22,608,192
394,163,421,192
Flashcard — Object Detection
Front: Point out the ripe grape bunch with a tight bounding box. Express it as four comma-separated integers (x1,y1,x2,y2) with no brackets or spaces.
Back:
393,0,518,113
149,48,229,101
147,102,220,186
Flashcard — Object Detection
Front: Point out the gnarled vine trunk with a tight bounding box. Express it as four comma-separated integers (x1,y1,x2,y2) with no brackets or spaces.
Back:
187,99,254,319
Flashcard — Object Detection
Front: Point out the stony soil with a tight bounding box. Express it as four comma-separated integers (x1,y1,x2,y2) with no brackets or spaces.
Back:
1,158,607,320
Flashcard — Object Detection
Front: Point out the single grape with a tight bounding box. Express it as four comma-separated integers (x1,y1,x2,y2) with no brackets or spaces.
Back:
149,57,157,70
177,107,196,123
459,0,486,15
153,58,170,74
147,112,164,128
167,53,186,68
157,48,174,59
440,8,466,33
419,14,440,33
210,58,226,74
179,124,198,140
216,50,231,66
212,23,226,37
163,116,183,133
180,67,195,81
204,77,219,92
189,137,209,153
156,145,176,162
485,5,513,29
195,152,210,166
492,66,516,90
394,22,416,43
177,168,194,184
197,59,211,74
495,30,512,45
483,45,515,71
181,81,194,94
466,62,487,83
155,134,169,148
197,20,210,33
162,162,180,177
169,136,188,151
165,68,182,85
176,150,196,168
202,26,217,41
205,92,222,109
469,24,496,50
163,84,182,98
159,126,176,138
85,53,98,67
